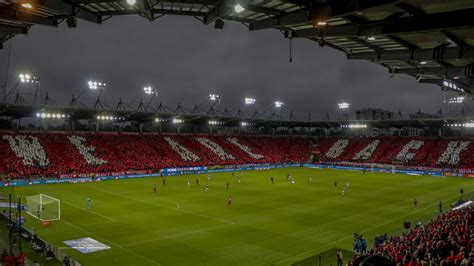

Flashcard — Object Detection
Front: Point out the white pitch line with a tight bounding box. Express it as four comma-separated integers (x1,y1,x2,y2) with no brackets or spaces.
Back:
61,219,161,266
273,194,461,265
123,224,231,247
80,221,115,227
63,201,117,222
95,188,234,225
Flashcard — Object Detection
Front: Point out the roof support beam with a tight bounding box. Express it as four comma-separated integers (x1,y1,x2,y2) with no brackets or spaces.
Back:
32,0,102,24
293,8,474,39
136,0,155,21
393,2,425,16
99,9,206,17
347,46,474,61
0,24,28,35
0,8,58,26
441,30,468,47
249,0,402,31
392,65,474,78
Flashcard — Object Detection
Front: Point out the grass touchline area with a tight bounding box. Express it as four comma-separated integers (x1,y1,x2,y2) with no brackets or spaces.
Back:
1,167,471,266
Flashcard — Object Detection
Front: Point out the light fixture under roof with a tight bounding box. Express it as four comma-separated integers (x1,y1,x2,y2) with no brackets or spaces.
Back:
21,2,33,8
234,4,245,13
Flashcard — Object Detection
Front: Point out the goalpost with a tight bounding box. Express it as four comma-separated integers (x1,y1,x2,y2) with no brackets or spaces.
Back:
25,194,61,221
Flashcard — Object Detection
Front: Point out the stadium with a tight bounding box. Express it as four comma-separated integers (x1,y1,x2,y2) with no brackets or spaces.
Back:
0,0,473,265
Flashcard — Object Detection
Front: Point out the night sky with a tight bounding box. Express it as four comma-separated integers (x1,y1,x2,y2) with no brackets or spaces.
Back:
0,15,454,119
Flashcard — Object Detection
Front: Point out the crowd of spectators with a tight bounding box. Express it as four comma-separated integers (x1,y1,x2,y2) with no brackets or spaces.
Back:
0,132,310,178
354,207,473,266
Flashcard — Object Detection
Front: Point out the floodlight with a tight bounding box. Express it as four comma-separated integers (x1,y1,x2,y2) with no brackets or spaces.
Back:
144,86,156,95
244,97,256,105
36,113,40,117
209,120,220,125
274,101,284,108
338,102,350,109
448,96,464,104
21,2,33,8
367,36,376,41
209,94,221,101
419,61,427,65
342,123,367,129
19,73,39,83
173,118,183,124
126,0,136,5
316,21,327,26
234,4,245,13
241,122,249,127
88,80,106,90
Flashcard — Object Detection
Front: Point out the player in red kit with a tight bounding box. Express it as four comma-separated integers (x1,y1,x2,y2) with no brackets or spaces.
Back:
227,196,232,207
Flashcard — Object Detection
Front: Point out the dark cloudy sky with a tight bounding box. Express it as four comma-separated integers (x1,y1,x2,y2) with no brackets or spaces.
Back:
0,15,457,119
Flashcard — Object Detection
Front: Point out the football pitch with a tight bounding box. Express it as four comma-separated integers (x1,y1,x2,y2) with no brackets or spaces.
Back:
2,167,473,266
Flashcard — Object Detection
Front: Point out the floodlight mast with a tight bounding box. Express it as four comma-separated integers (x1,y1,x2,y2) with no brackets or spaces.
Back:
3,73,42,105
70,80,107,109
337,101,350,120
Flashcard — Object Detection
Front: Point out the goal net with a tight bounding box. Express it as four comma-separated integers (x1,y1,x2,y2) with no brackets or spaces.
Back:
25,194,61,221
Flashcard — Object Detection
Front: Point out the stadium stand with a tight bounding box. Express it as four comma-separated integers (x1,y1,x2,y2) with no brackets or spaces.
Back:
356,206,473,266
1,132,473,179
320,137,474,169
0,132,310,178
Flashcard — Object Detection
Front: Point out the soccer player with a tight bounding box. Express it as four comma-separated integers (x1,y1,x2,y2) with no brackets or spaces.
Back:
413,198,418,209
205,183,209,192
86,196,91,209
196,178,199,186
291,179,295,186
227,195,232,207
270,176,274,184
226,181,229,190
334,180,338,188
342,186,345,195
287,173,291,180
460,188,464,198
187,178,191,187
345,180,350,188
153,183,157,193
207,174,211,182
336,249,343,266
237,176,241,184
162,178,166,186
309,176,313,183
439,201,443,213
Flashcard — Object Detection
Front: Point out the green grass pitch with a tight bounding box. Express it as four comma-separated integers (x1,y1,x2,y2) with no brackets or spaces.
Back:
2,167,473,266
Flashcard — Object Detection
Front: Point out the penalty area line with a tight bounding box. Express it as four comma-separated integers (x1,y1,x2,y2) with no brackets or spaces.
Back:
63,201,117,222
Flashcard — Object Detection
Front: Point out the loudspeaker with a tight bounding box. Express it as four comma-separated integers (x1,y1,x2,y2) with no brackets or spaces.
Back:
66,17,77,28
214,19,224,29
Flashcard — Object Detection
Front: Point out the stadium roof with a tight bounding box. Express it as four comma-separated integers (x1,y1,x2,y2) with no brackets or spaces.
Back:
0,0,473,92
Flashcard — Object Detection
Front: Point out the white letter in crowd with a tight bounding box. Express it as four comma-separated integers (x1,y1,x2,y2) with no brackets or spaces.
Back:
325,139,349,158
2,135,50,167
227,138,264,159
395,140,424,162
438,141,470,165
164,137,200,162
67,135,107,165
353,140,380,160
196,137,235,160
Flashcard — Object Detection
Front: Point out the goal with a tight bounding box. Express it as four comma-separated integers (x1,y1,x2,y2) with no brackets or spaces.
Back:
25,194,61,221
